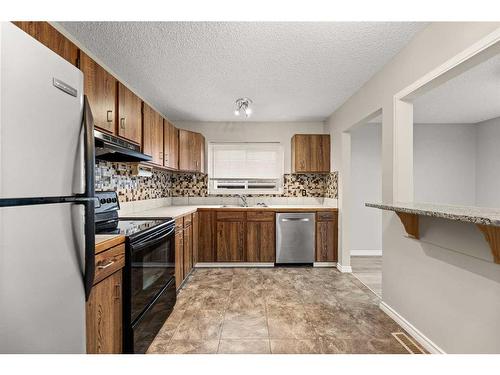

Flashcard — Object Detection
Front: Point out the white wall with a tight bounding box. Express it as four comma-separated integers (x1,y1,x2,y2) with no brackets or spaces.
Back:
174,121,326,174
350,123,382,255
326,22,500,353
413,123,477,206
476,116,500,207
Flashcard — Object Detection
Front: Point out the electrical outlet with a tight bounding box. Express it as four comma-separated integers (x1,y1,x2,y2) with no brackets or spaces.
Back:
301,190,307,197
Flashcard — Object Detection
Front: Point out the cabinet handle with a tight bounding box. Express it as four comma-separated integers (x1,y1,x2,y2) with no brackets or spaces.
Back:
120,118,126,129
114,284,121,299
106,110,113,122
97,260,115,269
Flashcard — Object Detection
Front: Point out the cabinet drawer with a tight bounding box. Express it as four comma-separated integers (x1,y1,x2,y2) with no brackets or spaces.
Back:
183,214,192,227
94,244,125,285
247,211,274,222
317,211,336,221
216,211,245,221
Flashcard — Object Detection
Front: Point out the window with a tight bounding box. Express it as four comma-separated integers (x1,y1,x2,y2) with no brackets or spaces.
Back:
208,142,284,195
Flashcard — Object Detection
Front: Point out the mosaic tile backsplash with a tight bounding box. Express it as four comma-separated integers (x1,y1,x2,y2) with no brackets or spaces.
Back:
95,161,338,202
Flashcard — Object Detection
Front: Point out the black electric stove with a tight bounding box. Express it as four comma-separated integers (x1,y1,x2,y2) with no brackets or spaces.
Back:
95,191,176,354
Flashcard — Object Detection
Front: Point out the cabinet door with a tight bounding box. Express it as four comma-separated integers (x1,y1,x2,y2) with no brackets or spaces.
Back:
246,221,275,262
292,134,311,172
175,230,184,289
142,103,163,164
86,271,122,354
194,133,205,173
183,223,193,277
316,218,337,262
178,129,195,171
13,22,78,66
216,221,245,262
310,135,330,172
198,210,215,262
192,212,199,265
80,52,117,134
117,82,142,144
164,121,179,170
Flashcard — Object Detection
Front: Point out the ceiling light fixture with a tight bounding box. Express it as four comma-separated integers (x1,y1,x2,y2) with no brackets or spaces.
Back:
234,98,253,118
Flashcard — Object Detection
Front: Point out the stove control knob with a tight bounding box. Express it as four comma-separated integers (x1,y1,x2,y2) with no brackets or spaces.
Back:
112,198,117,203
100,198,106,205
106,198,112,203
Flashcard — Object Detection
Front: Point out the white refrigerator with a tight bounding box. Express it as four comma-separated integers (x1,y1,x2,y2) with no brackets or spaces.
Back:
0,22,96,353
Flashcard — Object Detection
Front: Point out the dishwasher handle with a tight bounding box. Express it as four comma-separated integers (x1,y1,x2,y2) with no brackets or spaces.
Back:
280,218,311,222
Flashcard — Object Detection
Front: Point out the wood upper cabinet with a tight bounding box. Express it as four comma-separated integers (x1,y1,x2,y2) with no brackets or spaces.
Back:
179,129,205,172
13,22,79,66
291,134,330,173
142,103,164,164
198,210,215,262
164,121,179,170
315,211,338,262
80,51,117,134
117,82,142,144
216,212,245,262
86,267,122,354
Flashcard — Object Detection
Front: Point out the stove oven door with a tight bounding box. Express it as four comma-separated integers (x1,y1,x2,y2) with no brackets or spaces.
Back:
128,223,175,323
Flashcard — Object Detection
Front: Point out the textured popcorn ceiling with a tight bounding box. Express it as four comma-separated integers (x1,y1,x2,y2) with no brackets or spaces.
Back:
414,53,500,124
58,22,425,122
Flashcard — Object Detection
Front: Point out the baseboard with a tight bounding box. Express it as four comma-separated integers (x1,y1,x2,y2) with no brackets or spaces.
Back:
336,263,352,273
351,250,382,256
194,262,275,268
313,262,337,267
379,301,445,354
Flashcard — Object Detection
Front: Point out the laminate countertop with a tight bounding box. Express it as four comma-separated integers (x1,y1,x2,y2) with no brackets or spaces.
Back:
120,205,338,220
366,202,500,227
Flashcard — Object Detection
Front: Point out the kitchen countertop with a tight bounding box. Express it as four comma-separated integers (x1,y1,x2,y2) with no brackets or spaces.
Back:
366,202,500,227
121,205,338,219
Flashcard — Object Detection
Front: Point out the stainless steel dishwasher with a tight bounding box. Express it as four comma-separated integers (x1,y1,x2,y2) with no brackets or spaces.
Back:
276,213,315,264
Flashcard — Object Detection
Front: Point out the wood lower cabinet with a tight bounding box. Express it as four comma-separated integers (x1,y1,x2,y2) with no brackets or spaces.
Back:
183,219,193,277
164,121,179,170
80,52,117,134
142,102,163,164
179,129,205,172
197,209,337,265
13,22,79,66
86,238,125,354
291,134,330,173
246,211,275,262
246,221,275,262
315,211,338,262
198,210,215,262
192,212,199,264
117,82,142,144
175,218,184,289
216,212,245,262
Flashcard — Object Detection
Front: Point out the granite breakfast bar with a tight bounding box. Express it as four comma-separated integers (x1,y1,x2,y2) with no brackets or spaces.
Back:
366,202,500,264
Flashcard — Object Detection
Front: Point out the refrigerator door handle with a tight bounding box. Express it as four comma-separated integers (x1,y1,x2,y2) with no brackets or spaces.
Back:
81,96,96,301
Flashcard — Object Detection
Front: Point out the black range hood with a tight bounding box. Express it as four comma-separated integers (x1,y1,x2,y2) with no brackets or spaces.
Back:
94,129,152,162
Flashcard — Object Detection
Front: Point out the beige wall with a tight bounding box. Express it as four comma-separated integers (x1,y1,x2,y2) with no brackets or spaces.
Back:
326,22,500,353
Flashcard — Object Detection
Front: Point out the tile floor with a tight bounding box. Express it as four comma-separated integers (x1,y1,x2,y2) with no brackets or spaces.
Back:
147,267,420,354
351,256,382,297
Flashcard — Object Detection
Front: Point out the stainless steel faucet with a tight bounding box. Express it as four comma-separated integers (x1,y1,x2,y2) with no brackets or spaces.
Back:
236,194,248,207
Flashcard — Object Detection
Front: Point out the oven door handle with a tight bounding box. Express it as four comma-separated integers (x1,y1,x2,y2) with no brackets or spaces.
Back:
130,226,175,251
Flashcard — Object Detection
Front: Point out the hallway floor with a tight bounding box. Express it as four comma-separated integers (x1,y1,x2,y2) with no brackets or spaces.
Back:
351,256,382,297
147,267,422,354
